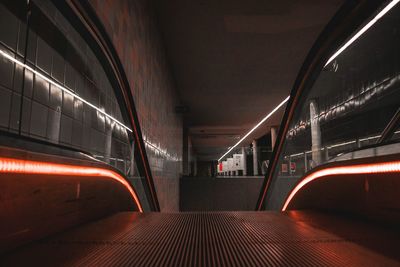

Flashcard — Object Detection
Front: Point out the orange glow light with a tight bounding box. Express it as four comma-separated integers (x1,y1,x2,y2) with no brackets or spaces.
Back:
282,160,400,211
0,157,143,212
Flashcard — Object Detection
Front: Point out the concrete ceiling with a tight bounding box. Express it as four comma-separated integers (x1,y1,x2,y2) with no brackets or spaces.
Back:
154,0,345,161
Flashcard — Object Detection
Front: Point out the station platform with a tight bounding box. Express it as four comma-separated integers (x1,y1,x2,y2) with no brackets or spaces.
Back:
2,211,400,266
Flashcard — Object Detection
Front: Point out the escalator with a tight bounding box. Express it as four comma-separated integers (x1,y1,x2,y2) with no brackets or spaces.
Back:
2,211,400,266
1,0,400,266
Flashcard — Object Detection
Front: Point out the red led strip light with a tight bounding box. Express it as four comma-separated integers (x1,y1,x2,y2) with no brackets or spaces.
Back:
0,157,143,212
282,160,400,211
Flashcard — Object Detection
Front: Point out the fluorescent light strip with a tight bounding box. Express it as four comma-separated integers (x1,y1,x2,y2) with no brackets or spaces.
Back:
145,140,178,161
0,49,132,133
93,154,125,162
327,140,356,149
288,130,400,159
287,152,305,158
218,96,290,162
282,160,400,211
359,134,381,142
325,0,400,66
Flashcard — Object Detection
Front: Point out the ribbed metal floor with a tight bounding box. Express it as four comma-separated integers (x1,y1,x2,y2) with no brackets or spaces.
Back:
2,211,400,266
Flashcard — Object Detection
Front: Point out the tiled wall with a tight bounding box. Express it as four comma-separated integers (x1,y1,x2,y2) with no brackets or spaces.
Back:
89,0,183,211
0,1,155,208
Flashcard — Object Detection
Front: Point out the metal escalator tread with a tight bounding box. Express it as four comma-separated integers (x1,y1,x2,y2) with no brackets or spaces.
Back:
1,211,400,266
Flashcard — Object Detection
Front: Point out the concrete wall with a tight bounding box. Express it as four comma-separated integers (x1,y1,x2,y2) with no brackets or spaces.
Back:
180,177,264,211
89,0,182,211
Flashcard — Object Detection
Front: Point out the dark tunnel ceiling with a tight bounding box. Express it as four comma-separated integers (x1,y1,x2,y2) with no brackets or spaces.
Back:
153,0,345,160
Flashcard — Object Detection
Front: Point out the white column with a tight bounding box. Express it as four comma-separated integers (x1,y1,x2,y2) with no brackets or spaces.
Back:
271,126,278,150
252,139,258,176
356,138,361,148
324,146,329,161
310,100,322,166
303,151,308,173
241,147,247,176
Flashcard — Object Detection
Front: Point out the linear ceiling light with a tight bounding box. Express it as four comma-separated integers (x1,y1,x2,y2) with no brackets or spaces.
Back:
325,0,400,66
145,140,179,161
218,96,290,162
0,157,143,212
0,49,132,133
282,160,400,211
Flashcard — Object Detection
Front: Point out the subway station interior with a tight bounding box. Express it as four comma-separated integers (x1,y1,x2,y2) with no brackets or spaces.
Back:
1,0,400,266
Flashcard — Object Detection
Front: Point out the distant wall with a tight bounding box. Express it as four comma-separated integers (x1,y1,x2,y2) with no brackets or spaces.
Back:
89,0,182,211
180,177,264,211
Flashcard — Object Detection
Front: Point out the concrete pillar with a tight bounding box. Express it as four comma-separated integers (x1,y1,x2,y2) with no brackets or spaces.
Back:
356,138,361,148
324,146,329,161
310,100,322,167
271,126,278,150
193,157,197,177
241,147,247,176
182,127,189,175
213,160,218,177
303,152,307,173
252,139,258,176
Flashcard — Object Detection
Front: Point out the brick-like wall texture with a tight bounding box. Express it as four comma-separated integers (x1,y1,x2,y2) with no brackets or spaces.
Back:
89,0,182,211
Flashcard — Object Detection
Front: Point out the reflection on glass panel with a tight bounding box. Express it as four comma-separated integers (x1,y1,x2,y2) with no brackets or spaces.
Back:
391,126,400,141
266,2,400,210
0,0,151,210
